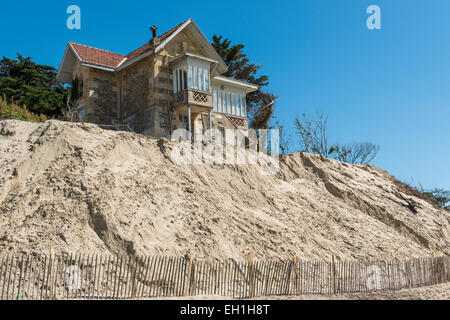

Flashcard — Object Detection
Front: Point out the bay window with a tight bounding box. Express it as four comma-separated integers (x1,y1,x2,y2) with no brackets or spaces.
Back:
173,57,211,93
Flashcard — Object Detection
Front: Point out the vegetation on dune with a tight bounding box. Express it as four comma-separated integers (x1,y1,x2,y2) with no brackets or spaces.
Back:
0,96,47,122
400,178,450,211
423,189,450,210
292,112,380,164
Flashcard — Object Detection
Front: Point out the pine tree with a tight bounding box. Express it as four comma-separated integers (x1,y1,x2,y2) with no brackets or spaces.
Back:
0,54,68,117
211,35,277,129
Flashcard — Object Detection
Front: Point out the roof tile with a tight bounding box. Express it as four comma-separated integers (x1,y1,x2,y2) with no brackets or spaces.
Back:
69,19,190,70
69,42,125,69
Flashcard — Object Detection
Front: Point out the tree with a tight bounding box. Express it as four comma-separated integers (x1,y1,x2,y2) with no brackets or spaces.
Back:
0,53,68,117
211,35,277,129
293,112,380,164
294,112,333,157
268,120,293,155
331,142,380,164
423,189,450,209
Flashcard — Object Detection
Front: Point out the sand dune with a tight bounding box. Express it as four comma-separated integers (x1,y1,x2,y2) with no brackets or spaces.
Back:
0,120,449,261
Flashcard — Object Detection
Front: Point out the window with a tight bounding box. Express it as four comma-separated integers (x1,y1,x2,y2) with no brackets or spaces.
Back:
237,96,241,116
174,58,211,93
173,67,188,93
213,90,217,110
213,91,246,117
199,69,204,91
188,65,193,88
232,95,236,115
193,67,198,89
223,92,227,113
205,72,210,92
173,70,177,93
175,61,211,92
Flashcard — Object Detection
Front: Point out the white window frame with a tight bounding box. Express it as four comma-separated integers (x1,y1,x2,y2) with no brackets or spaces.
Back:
173,70,177,93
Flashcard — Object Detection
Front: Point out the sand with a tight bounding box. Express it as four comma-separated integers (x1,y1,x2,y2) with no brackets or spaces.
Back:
145,282,450,300
0,120,449,262
251,282,450,300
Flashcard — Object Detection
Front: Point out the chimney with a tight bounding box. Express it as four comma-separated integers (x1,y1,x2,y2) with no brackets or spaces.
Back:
150,25,158,46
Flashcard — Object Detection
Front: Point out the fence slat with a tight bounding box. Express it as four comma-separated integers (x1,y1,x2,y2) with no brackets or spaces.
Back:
0,253,449,300
0,254,4,299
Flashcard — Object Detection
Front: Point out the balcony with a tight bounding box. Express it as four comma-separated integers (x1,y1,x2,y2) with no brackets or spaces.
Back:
174,89,213,112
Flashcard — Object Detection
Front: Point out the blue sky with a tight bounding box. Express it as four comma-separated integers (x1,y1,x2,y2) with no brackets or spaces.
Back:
1,0,449,190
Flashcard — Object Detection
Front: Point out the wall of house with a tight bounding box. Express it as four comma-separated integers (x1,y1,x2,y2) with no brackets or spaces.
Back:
105,30,207,137
73,29,249,137
72,61,120,125
156,30,205,136
118,58,152,133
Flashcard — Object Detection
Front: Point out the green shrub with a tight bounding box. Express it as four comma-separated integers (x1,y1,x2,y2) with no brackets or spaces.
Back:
0,96,47,122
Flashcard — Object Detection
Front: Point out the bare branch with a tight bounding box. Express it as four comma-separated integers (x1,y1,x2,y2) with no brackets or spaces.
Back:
294,112,332,156
331,142,380,164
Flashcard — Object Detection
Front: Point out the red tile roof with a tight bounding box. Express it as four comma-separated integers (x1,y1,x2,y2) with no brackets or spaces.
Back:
69,19,190,70
69,42,125,69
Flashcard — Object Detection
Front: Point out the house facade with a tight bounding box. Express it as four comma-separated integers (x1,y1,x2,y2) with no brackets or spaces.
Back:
56,18,258,140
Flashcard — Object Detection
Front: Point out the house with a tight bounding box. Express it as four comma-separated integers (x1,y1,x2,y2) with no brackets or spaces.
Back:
56,18,258,140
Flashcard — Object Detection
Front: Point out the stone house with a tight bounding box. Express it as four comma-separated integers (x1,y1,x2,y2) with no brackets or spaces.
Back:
56,18,258,140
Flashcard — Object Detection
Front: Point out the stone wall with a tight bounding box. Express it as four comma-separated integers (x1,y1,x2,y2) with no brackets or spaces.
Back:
147,54,172,137
72,62,120,125
89,77,119,124
119,61,151,133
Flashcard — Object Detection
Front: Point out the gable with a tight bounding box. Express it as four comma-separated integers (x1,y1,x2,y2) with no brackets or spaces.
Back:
116,18,228,73
124,19,189,62
171,20,228,74
164,29,204,57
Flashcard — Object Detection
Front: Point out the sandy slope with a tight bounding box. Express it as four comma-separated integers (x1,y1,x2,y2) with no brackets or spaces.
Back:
0,120,449,261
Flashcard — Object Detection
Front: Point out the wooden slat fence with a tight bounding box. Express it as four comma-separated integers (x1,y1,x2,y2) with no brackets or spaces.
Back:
0,253,448,300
